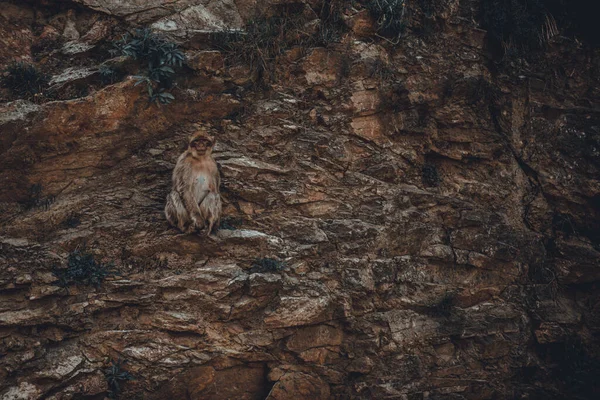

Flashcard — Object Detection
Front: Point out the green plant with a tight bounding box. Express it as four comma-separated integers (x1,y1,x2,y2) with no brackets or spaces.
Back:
104,358,134,399
365,0,407,41
366,58,396,83
53,248,114,287
422,163,440,187
62,213,81,228
250,258,286,273
552,212,577,237
219,216,243,230
23,183,55,210
111,28,185,104
2,62,48,98
427,293,455,318
417,0,436,18
227,16,288,79
99,65,120,85
211,6,310,84
481,0,557,55
444,76,499,107
132,76,175,104
312,0,348,46
339,54,352,78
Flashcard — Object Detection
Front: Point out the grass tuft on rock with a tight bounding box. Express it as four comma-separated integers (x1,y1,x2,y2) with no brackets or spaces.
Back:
22,183,55,211
481,0,557,55
53,248,114,287
426,293,456,318
365,0,407,41
219,216,243,230
111,28,185,105
104,358,134,399
211,2,347,85
422,163,440,187
2,61,48,98
250,258,286,273
210,13,301,84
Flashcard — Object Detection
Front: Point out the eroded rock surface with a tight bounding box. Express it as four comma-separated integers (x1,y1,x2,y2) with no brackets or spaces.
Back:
0,0,599,399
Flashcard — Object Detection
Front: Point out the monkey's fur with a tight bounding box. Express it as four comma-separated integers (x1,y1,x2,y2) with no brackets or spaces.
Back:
165,131,222,235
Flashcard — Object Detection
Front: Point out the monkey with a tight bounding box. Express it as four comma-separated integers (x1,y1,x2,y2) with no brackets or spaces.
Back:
164,130,222,235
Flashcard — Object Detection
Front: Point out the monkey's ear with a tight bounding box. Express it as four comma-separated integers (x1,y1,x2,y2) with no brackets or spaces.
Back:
179,140,188,152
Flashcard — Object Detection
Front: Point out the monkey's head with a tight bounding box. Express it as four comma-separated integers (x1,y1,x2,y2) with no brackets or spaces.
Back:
188,132,215,158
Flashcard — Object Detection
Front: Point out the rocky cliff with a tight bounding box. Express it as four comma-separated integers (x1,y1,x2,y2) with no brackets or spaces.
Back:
1,0,599,399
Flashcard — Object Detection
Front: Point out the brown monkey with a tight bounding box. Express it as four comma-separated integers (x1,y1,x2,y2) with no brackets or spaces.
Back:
165,131,222,235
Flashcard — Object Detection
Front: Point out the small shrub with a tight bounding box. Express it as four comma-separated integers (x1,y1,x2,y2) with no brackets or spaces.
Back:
552,212,577,237
27,184,42,207
211,3,348,83
211,6,311,84
444,76,499,107
366,58,396,84
250,258,286,273
111,28,185,104
422,163,440,187
480,0,557,55
417,0,436,18
528,260,556,285
133,76,175,105
99,65,120,85
104,358,134,399
216,16,288,80
53,248,114,287
365,0,407,41
23,183,55,210
427,293,455,318
313,0,348,46
339,54,352,78
62,213,81,228
219,216,243,230
313,23,341,46
379,82,411,112
2,62,48,98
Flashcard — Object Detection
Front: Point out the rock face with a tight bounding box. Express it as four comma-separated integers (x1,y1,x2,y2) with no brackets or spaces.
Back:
1,0,599,399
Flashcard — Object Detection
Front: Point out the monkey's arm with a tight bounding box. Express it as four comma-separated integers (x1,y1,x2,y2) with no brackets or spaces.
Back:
182,188,204,217
174,166,204,223
195,188,210,206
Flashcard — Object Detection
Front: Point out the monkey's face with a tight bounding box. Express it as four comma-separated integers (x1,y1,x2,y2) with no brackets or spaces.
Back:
189,135,214,158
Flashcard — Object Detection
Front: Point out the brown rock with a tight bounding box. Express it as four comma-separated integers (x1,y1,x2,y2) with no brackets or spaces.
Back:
350,115,387,144
186,50,225,73
267,372,330,400
264,296,332,328
0,3,34,68
348,9,375,37
0,1,598,399
351,90,381,116
302,48,342,88
286,325,343,352
80,19,111,44
151,366,216,399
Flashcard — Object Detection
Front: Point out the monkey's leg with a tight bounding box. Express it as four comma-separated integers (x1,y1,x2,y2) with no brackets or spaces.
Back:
201,193,222,236
185,224,197,234
192,214,206,232
206,212,220,235
166,192,191,232
164,194,177,227
182,188,205,231
206,219,215,237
